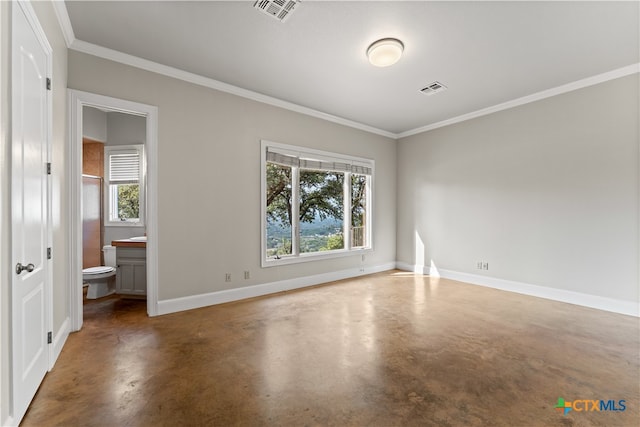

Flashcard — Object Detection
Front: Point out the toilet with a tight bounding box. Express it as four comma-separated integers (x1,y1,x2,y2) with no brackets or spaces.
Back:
83,245,117,299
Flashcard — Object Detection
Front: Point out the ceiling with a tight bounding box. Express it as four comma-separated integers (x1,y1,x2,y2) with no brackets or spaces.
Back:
64,1,639,136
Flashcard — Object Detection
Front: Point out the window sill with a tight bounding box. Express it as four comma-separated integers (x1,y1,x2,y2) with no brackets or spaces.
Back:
262,247,372,268
104,222,145,228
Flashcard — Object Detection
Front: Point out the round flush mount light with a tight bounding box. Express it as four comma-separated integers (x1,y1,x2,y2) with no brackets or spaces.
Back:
367,38,404,67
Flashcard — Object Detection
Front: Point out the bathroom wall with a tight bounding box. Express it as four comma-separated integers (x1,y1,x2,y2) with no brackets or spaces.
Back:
82,106,107,142
68,49,397,302
82,141,103,177
106,111,146,146
104,111,147,244
82,107,106,178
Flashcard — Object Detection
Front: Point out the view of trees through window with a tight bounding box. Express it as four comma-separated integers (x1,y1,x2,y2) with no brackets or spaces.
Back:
110,184,140,221
266,160,369,258
351,174,367,247
265,163,293,257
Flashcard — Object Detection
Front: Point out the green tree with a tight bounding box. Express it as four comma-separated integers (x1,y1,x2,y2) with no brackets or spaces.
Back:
266,164,344,226
321,233,344,251
266,164,292,225
299,170,344,223
118,184,139,219
351,174,366,227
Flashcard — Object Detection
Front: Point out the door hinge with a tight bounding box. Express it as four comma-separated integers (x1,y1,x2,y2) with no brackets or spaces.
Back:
46,78,51,91
46,162,52,175
47,331,52,344
47,247,52,259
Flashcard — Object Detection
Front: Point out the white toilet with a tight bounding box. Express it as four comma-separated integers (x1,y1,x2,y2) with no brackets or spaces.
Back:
83,245,117,299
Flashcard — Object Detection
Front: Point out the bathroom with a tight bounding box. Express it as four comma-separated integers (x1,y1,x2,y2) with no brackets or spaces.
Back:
82,106,147,304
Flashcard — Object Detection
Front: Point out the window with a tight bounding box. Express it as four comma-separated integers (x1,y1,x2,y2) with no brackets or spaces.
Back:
262,141,372,266
104,145,145,226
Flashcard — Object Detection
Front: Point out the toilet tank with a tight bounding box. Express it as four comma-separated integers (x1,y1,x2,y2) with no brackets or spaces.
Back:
103,245,117,267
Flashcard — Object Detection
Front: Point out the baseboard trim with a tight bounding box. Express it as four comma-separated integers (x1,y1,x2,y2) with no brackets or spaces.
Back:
157,262,396,315
51,317,70,370
2,415,15,427
395,262,431,275
395,263,639,317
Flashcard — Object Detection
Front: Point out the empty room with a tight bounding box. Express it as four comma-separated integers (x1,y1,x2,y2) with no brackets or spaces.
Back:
1,1,638,426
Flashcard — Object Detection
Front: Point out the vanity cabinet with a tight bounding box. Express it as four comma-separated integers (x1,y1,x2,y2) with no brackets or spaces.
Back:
115,247,147,297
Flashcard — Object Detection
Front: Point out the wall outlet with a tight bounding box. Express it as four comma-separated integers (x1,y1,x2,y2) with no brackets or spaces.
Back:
482,262,489,270
225,273,231,282
244,270,250,280
476,261,483,270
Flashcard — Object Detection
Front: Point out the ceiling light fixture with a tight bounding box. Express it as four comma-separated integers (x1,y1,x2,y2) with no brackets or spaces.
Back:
367,38,404,67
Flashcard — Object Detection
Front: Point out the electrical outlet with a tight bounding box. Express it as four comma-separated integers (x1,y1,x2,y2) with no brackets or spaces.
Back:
482,262,489,270
225,273,231,282
244,270,250,280
476,261,483,270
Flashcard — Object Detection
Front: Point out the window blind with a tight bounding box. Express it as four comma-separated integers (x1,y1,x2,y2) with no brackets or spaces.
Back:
109,151,140,183
266,148,372,175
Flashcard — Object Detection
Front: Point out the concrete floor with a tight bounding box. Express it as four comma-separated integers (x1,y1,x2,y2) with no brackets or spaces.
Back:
22,271,639,426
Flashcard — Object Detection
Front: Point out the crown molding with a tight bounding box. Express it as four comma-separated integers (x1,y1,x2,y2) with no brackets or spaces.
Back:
53,1,638,141
397,63,640,139
52,0,395,138
67,40,397,139
51,0,74,48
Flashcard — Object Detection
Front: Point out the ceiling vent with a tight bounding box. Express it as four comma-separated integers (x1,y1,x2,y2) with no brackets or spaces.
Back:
254,0,301,22
420,81,447,96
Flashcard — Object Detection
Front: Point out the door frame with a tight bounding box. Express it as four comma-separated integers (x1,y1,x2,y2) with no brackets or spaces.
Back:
68,89,158,330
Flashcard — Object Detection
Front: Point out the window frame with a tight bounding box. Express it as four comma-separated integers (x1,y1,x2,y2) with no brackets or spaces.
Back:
261,140,373,267
104,144,145,228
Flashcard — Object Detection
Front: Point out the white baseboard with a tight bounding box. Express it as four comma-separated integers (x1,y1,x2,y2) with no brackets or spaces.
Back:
395,263,639,317
51,317,70,370
2,415,15,427
157,262,396,315
395,262,431,275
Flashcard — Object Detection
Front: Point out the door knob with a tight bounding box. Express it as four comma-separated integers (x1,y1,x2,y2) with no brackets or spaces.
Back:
16,263,35,275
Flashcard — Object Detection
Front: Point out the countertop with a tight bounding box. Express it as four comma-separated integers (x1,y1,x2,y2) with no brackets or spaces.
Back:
111,237,147,248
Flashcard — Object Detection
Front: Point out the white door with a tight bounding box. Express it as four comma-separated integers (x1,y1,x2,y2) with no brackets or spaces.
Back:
11,1,52,423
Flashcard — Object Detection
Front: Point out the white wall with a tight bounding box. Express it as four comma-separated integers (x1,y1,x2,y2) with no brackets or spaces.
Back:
82,106,106,142
68,50,397,301
1,0,68,422
397,74,639,304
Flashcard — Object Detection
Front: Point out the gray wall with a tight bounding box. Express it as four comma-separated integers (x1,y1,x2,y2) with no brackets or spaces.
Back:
82,106,106,142
106,111,146,146
397,74,639,303
68,50,397,301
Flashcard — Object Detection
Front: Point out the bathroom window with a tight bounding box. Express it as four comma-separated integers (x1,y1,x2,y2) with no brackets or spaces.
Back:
262,141,373,267
104,145,145,227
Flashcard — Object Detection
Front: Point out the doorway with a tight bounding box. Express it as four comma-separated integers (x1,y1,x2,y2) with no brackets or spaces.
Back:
68,90,158,331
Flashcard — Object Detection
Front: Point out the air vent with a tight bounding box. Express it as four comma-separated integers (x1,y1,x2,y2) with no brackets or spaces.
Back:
254,0,301,22
420,81,448,96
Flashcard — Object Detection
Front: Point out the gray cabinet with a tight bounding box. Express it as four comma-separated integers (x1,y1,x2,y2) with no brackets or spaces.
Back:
116,247,147,297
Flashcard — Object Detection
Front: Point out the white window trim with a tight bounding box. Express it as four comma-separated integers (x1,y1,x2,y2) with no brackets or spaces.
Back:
104,144,145,227
261,140,374,268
